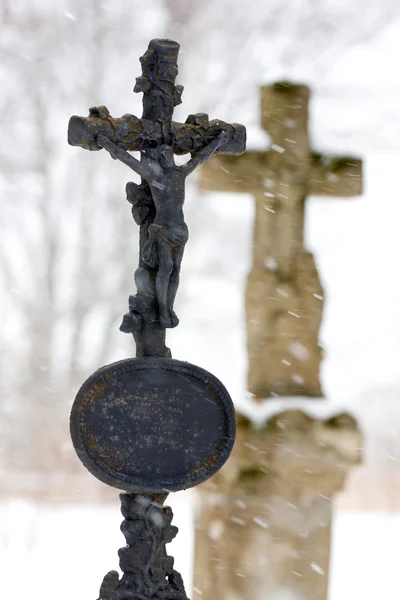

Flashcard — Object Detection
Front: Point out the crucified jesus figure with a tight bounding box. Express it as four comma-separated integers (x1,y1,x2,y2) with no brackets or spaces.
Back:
98,132,229,328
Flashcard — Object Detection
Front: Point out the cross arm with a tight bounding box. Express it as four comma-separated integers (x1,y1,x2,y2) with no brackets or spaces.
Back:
68,108,246,156
200,151,268,194
171,114,246,156
309,154,363,197
68,106,156,152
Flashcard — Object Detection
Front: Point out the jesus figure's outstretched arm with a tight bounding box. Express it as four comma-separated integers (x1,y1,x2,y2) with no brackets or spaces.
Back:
180,131,229,176
97,135,159,181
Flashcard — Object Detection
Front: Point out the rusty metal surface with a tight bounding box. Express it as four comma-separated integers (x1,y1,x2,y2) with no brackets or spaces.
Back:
68,109,245,156
70,358,235,493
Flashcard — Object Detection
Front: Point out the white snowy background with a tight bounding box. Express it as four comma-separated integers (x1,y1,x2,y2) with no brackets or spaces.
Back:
1,0,400,599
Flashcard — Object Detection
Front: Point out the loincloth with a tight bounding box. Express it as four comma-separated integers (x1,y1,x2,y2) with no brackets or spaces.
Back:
143,223,188,268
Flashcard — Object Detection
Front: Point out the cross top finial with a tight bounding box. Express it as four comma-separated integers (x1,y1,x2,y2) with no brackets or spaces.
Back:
134,38,183,121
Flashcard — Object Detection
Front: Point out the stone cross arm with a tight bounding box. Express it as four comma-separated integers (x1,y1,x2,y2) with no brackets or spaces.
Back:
68,107,246,157
200,150,362,198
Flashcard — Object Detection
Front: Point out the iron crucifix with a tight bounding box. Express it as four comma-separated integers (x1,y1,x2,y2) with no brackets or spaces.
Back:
68,38,246,358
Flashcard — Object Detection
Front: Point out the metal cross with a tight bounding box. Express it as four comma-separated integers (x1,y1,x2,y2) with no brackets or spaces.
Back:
69,38,246,359
68,39,244,600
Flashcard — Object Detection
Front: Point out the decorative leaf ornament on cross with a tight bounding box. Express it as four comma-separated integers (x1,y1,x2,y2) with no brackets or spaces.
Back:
68,38,245,600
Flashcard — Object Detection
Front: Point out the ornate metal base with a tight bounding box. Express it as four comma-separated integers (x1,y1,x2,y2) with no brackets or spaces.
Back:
99,493,188,600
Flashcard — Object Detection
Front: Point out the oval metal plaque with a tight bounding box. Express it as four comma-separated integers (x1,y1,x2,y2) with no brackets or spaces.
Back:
70,357,235,492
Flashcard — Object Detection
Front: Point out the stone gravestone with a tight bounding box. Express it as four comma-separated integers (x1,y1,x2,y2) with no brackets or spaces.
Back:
194,83,362,600
201,82,362,399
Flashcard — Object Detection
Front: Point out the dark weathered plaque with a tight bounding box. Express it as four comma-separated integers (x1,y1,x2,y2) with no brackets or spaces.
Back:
70,357,235,492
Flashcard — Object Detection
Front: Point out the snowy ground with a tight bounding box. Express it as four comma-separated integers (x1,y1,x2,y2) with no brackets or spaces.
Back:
2,500,400,600
0,493,194,600
330,512,400,600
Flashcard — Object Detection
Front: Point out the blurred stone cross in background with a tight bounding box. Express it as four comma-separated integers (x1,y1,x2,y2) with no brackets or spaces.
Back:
201,82,363,400
195,83,363,600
